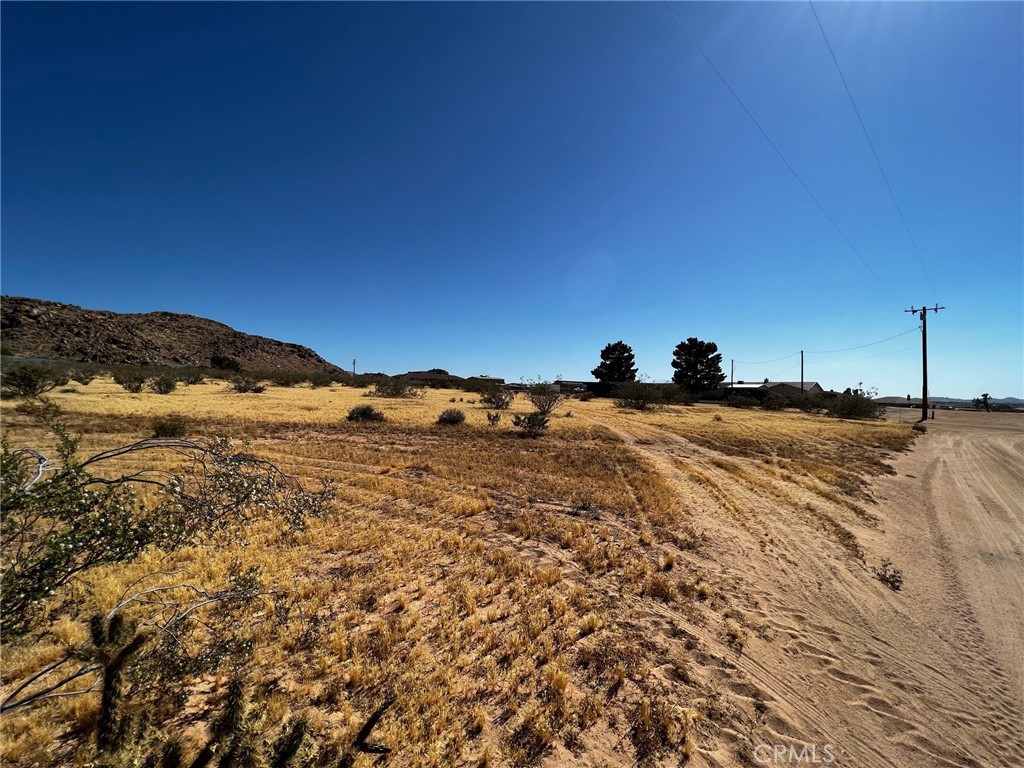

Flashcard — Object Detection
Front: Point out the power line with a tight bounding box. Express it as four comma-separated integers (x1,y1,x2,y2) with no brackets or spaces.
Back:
806,326,918,354
734,352,800,365
736,326,918,367
769,361,801,379
809,2,938,298
661,1,894,300
811,344,917,364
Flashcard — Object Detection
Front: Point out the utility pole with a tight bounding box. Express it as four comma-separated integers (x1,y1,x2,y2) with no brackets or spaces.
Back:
800,350,804,392
352,359,356,376
904,304,945,422
730,359,734,387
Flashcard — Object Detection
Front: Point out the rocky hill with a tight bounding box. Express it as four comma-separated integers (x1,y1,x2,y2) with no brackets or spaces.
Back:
0,296,347,376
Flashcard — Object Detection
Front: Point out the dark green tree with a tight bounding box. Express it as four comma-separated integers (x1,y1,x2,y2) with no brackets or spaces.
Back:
670,338,725,395
591,341,638,383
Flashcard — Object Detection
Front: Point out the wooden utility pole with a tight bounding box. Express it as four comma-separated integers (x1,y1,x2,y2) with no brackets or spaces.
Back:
800,350,804,392
904,304,945,422
352,359,357,376
730,359,734,387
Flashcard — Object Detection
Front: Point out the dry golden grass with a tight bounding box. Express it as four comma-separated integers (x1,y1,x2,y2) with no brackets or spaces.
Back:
0,380,916,766
0,378,584,432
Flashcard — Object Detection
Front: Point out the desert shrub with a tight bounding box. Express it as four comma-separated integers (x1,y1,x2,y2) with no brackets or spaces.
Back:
576,390,595,402
69,370,98,386
871,558,904,591
726,395,759,409
151,415,188,438
437,408,466,426
149,374,178,395
480,385,515,410
347,405,385,422
269,371,306,387
829,388,884,419
308,372,335,388
0,427,346,765
792,394,827,413
653,383,694,405
527,381,564,415
370,377,420,398
486,412,501,426
0,364,70,398
512,411,549,437
614,380,663,411
229,376,266,394
113,370,146,393
14,396,63,424
210,354,241,372
180,370,205,385
762,393,786,411
0,427,333,638
912,422,927,433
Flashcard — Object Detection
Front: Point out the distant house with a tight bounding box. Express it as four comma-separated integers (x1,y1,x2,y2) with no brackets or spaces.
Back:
466,375,505,386
402,370,466,387
554,380,592,394
723,381,825,398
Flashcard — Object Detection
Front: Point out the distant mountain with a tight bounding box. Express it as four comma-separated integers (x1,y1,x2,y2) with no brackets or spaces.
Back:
878,395,1024,409
0,296,346,376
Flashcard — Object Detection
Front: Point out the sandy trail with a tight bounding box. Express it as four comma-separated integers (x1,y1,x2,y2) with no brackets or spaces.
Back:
593,408,1023,767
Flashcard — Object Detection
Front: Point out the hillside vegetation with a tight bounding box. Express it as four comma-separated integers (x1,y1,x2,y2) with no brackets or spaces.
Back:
1,297,346,376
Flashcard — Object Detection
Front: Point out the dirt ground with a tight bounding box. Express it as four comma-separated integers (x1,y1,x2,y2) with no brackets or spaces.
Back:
670,408,1023,768
2,392,1021,767
563,406,1020,767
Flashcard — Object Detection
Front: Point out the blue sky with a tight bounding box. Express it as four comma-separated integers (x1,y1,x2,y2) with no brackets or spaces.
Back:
2,2,1021,397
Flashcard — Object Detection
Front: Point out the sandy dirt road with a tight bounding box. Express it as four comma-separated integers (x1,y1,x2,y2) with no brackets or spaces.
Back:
856,410,1024,766
594,408,1024,768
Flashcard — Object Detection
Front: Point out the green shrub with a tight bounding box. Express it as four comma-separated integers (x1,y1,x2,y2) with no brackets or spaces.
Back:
151,415,188,438
229,377,266,394
269,371,306,387
210,354,241,372
1,365,70,398
113,371,147,394
576,391,595,402
614,381,663,411
70,370,98,386
792,394,827,414
527,382,564,416
829,388,884,419
486,412,501,426
726,395,759,409
149,375,178,395
180,370,205,385
437,408,466,425
512,411,549,437
762,393,786,411
347,405,385,422
14,396,63,424
308,373,335,389
480,385,515,410
0,428,333,639
369,377,420,398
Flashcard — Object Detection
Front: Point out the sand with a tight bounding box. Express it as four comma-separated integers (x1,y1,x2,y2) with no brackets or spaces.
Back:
595,408,1023,767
